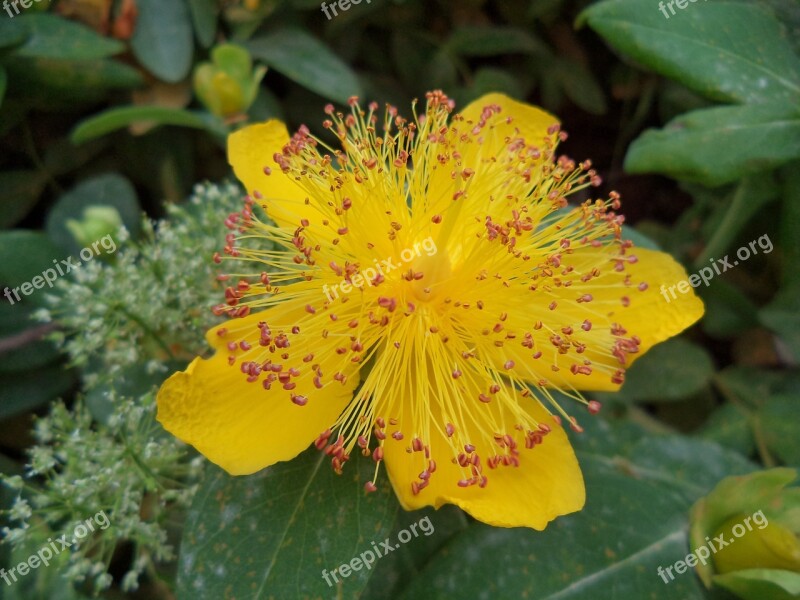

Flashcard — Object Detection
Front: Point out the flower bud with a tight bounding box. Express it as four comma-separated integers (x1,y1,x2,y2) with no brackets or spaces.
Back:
193,43,266,118
65,206,123,249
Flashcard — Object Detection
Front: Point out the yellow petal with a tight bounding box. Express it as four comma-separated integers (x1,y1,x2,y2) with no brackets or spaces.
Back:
156,307,359,475
458,92,560,160
424,93,561,238
227,120,314,230
381,389,585,530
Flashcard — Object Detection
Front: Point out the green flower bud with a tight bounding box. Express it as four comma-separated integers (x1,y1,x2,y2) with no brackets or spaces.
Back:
65,206,123,249
193,43,266,118
690,468,800,600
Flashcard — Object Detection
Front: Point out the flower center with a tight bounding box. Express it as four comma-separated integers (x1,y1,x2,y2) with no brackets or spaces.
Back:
408,248,453,303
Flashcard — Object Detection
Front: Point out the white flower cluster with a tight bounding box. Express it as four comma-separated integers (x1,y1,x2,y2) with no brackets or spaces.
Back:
2,181,259,594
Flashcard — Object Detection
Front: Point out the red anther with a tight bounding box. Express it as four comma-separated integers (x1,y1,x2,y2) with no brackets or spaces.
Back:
392,431,404,441
342,197,352,210
464,444,475,453
357,435,368,448
457,479,472,488
348,319,359,328
292,326,301,334
431,214,442,224
411,437,423,452
581,319,592,331
552,415,562,426
373,427,386,440
532,351,542,359
538,423,551,434
291,395,308,406
303,354,314,362
503,360,515,370
428,459,437,473
337,227,349,235
283,382,297,391
376,417,386,428
445,423,455,437
324,103,335,114
587,400,602,415
457,453,468,467
452,369,462,379
478,393,491,403
621,296,630,307
364,481,378,493
411,481,420,495
216,328,228,337
213,252,222,264
372,447,384,462
305,304,316,314
419,470,430,480
489,384,501,394
577,294,593,303
569,417,584,433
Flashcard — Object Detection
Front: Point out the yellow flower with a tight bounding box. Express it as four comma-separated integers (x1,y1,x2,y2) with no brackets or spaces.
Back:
156,92,703,529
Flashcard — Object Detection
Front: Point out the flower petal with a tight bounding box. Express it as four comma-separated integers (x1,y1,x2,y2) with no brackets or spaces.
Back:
458,92,560,160
227,120,314,230
381,390,585,530
156,307,359,475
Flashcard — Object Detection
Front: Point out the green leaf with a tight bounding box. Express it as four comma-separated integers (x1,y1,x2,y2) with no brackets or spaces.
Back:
445,26,547,57
714,568,800,600
13,14,124,60
70,106,224,144
131,0,194,82
550,57,608,115
0,301,59,373
759,396,800,467
45,174,140,254
0,367,75,421
3,57,143,109
0,169,48,229
0,16,26,49
697,402,755,457
699,279,759,339
187,0,219,48
625,102,800,186
176,448,398,599
579,0,800,104
399,416,754,599
247,29,361,104
617,338,714,402
695,174,780,267
0,230,62,308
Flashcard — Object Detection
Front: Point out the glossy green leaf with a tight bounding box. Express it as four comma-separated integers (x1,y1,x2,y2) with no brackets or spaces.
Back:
579,0,800,104
176,448,398,599
625,102,800,186
0,367,75,421
697,402,755,456
70,106,224,144
714,568,800,600
12,14,124,60
399,416,755,599
698,279,759,339
445,26,547,57
616,338,714,402
759,396,800,467
0,230,62,308
45,174,140,254
695,175,780,267
0,17,26,49
3,57,143,109
131,0,194,82
247,29,361,104
187,0,219,48
0,169,48,229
